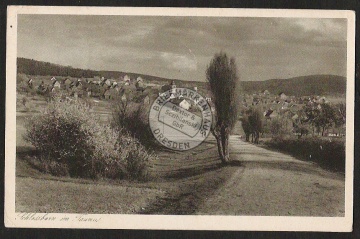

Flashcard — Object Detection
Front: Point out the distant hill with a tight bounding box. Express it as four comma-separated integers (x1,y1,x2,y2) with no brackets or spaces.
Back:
17,58,346,96
16,57,205,88
242,75,346,96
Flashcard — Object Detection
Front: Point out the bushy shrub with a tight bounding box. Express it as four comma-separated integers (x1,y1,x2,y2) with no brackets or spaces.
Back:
265,137,345,172
24,96,155,180
269,117,291,139
112,99,157,149
17,74,36,95
120,137,153,180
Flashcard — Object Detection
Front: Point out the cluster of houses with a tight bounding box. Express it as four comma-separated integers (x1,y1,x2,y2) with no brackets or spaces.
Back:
242,90,331,119
241,90,345,137
27,75,148,101
24,75,344,137
25,76,213,113
158,80,213,111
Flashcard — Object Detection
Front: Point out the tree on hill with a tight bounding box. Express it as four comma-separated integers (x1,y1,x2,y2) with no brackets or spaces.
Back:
312,103,336,136
206,52,241,164
334,103,346,128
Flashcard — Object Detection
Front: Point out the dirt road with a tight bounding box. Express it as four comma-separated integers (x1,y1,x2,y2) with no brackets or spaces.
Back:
195,136,345,216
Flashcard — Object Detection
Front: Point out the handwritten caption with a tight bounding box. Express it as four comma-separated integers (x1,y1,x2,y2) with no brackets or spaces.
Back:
17,213,102,222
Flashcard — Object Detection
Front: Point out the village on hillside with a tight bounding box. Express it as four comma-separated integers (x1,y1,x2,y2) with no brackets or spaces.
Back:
18,73,346,139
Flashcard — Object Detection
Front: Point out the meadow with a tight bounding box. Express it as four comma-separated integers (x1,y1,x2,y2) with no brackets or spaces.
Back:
16,92,241,214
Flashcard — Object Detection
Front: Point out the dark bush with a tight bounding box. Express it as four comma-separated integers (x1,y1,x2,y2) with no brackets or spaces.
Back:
112,99,158,149
24,95,155,180
265,137,345,172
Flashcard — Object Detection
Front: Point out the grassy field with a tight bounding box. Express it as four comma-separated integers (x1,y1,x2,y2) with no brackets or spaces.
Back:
15,94,240,214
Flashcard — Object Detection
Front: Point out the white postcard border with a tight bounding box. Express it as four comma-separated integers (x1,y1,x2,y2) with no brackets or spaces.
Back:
5,6,355,231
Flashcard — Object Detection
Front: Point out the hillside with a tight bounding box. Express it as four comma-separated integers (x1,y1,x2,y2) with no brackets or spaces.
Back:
17,57,208,89
17,58,346,96
242,75,346,96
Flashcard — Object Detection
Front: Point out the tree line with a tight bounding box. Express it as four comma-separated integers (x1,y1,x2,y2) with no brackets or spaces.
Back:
17,58,96,78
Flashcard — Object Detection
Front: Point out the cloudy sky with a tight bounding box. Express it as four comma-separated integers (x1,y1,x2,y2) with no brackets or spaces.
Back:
17,15,347,81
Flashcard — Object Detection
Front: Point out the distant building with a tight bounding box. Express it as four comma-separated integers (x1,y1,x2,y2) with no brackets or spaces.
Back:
281,101,289,109
170,80,176,94
179,99,191,110
136,77,145,91
279,92,287,100
52,80,61,89
103,89,112,100
264,109,274,119
113,84,121,92
123,75,131,85
104,79,111,86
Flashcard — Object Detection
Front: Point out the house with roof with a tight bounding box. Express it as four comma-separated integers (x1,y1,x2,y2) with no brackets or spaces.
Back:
52,79,61,89
136,77,145,91
264,109,274,120
123,75,131,85
281,101,290,110
69,81,84,98
112,84,121,92
170,80,176,93
104,79,111,86
263,90,270,95
279,92,287,100
103,89,112,100
179,99,191,110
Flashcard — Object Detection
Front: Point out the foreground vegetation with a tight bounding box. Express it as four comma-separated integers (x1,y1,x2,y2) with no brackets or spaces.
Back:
265,137,345,172
24,94,155,181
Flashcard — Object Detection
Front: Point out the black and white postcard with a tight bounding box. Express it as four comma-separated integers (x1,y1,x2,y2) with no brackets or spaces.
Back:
5,6,355,231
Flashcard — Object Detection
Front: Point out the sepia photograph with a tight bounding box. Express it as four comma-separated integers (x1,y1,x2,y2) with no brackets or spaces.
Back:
5,6,355,231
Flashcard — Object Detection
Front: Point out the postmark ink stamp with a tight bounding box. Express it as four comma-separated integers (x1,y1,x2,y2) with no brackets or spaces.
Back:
149,87,212,151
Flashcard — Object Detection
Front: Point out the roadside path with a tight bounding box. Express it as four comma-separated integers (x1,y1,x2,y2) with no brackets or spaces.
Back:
195,136,345,216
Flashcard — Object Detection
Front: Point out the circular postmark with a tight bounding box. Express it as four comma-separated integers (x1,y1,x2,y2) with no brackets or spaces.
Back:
149,87,213,151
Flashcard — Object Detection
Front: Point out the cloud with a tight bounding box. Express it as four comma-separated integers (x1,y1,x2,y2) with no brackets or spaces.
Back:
17,15,348,81
160,52,197,71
